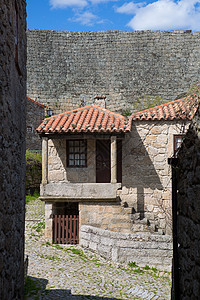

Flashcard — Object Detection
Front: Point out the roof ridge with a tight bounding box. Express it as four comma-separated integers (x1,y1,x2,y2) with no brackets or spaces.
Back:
45,104,126,120
131,96,198,121
37,104,131,134
27,96,47,108
131,97,190,116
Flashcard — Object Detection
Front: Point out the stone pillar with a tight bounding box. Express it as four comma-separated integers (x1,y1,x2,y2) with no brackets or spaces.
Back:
111,136,117,183
42,137,48,184
45,201,53,242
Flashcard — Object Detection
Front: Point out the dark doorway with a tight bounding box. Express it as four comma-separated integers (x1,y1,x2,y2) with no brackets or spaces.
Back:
96,139,122,183
117,140,122,183
53,202,79,244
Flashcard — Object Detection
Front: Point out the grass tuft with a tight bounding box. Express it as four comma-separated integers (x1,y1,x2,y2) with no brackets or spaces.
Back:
128,261,138,268
26,191,40,204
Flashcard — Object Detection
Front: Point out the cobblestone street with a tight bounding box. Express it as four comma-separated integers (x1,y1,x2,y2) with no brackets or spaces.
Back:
25,199,171,299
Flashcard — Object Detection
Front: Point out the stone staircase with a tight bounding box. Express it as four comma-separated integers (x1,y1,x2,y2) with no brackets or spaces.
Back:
115,202,163,235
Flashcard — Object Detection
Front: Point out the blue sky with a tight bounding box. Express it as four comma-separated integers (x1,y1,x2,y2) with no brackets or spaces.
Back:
27,0,200,31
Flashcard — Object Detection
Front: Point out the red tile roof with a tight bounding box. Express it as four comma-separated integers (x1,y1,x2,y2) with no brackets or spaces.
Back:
131,97,198,121
27,96,46,108
37,105,131,134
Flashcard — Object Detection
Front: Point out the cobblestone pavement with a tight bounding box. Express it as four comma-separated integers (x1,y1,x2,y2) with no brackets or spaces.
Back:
25,199,171,299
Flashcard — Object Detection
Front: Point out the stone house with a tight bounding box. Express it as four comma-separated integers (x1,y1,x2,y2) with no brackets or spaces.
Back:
37,97,198,245
26,96,46,150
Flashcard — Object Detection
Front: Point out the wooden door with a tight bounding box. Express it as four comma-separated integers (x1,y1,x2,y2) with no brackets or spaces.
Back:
96,140,111,183
53,202,79,244
96,139,122,183
53,215,79,244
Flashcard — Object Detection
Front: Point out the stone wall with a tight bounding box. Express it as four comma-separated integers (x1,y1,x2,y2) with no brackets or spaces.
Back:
119,119,190,235
79,201,133,233
80,225,172,271
27,29,200,114
48,138,96,183
26,97,45,150
0,1,26,299
176,106,200,298
45,119,189,235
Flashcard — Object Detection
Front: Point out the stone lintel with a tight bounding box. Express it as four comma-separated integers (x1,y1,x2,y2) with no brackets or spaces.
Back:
40,197,118,202
40,182,122,200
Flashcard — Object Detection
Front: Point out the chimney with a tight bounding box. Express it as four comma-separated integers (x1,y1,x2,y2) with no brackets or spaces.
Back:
94,96,106,108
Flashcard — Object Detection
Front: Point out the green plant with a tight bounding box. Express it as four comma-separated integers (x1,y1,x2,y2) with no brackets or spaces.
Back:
134,95,163,112
25,191,40,204
151,267,158,272
128,261,138,268
32,221,45,232
70,248,82,255
133,268,144,274
25,150,42,195
122,109,131,116
24,276,41,298
143,265,150,270
55,244,63,250
65,247,89,262
26,150,42,164
187,82,200,101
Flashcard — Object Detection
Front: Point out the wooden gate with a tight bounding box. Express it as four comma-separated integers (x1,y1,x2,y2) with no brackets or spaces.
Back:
53,214,79,244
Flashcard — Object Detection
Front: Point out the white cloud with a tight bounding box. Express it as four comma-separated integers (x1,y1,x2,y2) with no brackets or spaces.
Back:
90,0,117,3
69,11,98,25
116,0,200,31
115,2,145,15
50,0,117,8
50,0,88,9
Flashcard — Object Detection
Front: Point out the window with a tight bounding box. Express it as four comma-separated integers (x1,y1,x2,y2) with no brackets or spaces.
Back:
26,126,33,133
67,140,87,167
174,135,184,157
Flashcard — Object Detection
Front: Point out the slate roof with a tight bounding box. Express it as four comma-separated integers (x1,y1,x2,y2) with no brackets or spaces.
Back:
131,97,198,121
27,96,46,108
36,105,131,134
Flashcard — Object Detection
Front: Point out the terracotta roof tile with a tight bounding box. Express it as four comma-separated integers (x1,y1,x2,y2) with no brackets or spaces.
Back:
37,105,131,134
27,96,46,108
131,97,198,121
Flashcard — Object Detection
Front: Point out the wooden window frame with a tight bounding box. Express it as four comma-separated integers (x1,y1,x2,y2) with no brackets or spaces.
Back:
174,135,184,157
66,139,87,168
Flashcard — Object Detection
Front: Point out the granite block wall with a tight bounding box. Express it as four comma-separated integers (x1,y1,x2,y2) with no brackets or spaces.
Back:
26,98,45,150
27,29,200,114
80,225,172,271
176,106,200,299
0,0,26,299
48,138,96,183
79,202,133,233
119,119,190,235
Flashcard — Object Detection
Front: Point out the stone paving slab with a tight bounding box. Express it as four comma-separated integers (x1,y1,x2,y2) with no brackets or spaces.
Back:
25,199,171,299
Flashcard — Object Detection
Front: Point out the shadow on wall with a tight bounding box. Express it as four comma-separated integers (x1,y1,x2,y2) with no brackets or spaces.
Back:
176,106,200,299
122,123,163,218
25,276,123,299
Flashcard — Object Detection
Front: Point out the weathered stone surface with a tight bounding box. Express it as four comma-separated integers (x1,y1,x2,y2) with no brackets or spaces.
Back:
41,182,121,199
27,30,200,115
80,225,172,271
0,1,26,298
176,106,200,299
43,118,189,235
26,98,45,150
120,120,190,234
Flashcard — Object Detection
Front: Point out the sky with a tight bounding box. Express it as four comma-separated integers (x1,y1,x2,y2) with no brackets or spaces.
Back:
27,0,200,31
